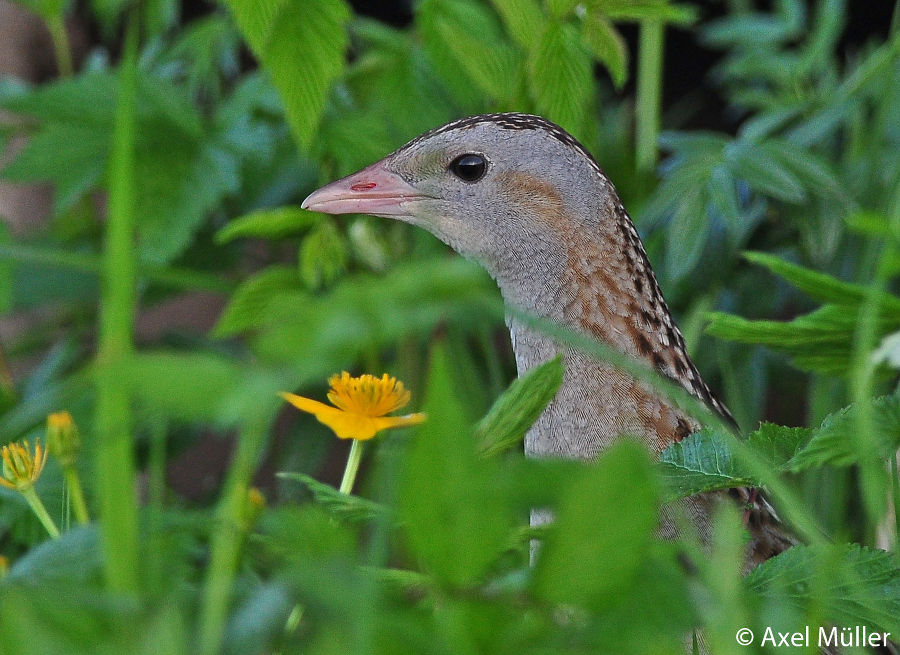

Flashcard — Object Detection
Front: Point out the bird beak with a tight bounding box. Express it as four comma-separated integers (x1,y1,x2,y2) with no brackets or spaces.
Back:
301,160,427,218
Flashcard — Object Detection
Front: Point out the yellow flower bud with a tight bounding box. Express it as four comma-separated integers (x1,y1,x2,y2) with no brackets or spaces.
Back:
46,411,80,468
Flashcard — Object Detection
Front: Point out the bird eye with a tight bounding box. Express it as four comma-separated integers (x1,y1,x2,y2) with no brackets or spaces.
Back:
449,154,487,182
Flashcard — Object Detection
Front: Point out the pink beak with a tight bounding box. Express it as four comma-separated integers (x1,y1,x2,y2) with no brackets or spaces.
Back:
301,160,427,217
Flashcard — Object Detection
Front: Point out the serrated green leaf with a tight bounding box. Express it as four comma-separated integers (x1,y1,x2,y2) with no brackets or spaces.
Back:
746,544,900,636
527,20,593,137
277,472,392,523
476,356,564,457
488,0,544,50
215,206,319,244
658,429,755,499
417,0,520,105
581,12,628,88
746,423,812,470
223,0,350,149
788,394,900,470
533,441,659,608
298,218,348,290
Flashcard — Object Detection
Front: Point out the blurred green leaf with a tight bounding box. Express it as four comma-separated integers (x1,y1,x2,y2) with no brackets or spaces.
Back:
223,0,350,149
216,206,319,244
214,266,302,337
476,355,563,457
400,341,515,587
277,472,393,523
11,0,65,21
532,441,659,608
298,218,348,290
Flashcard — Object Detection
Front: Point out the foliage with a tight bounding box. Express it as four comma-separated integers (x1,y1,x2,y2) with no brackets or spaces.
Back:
0,0,898,653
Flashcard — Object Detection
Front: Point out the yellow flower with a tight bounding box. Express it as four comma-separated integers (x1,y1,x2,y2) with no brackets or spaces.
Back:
280,372,426,440
0,439,48,492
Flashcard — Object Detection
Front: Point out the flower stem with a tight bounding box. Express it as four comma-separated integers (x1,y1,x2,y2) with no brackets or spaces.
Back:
339,439,365,495
22,488,60,538
94,12,140,594
64,466,90,525
46,14,74,77
198,416,268,655
636,18,664,174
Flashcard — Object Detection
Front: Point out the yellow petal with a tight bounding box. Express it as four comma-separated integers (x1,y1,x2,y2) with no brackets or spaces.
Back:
370,413,427,432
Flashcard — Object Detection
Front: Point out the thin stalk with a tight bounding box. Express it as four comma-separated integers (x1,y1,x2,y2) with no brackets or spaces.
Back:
339,439,365,495
64,467,90,525
94,15,140,594
891,453,900,555
0,243,234,293
22,487,60,538
849,177,900,536
46,14,74,77
197,417,268,655
636,18,665,174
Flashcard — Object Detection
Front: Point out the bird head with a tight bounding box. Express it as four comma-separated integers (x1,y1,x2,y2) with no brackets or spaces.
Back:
302,113,610,282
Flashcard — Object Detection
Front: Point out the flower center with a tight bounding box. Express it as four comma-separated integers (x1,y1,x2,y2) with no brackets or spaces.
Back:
327,372,411,417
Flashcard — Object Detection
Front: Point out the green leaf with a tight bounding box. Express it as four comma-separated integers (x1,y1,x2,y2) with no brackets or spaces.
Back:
742,251,900,311
725,141,806,203
223,0,351,149
488,0,545,50
581,12,628,88
745,423,812,471
532,441,659,608
400,341,515,587
746,544,900,636
665,188,710,279
658,429,755,499
476,356,564,457
214,266,304,337
527,21,593,137
417,0,521,105
1,72,239,265
788,394,900,470
215,206,320,244
113,351,247,424
277,472,392,523
298,218,348,290
706,305,900,378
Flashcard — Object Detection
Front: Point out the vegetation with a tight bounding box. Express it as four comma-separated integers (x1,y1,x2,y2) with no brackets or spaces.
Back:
0,0,898,653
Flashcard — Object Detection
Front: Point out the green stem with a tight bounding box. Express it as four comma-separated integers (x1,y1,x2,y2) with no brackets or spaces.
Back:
891,453,900,556
46,14,73,78
198,417,268,655
0,243,234,294
339,439,365,495
22,487,60,538
94,15,140,594
636,18,665,174
64,466,90,525
849,178,900,536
